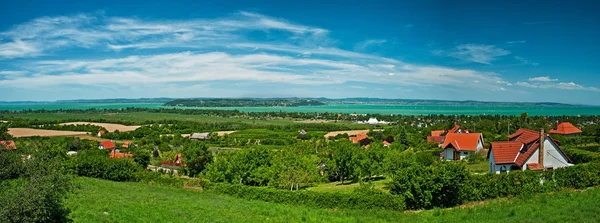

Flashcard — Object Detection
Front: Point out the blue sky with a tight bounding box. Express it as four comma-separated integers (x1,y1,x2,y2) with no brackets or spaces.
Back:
1,0,599,104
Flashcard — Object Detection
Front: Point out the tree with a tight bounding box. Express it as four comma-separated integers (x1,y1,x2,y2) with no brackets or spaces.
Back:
0,125,11,140
330,140,359,184
399,130,408,146
181,141,213,177
132,149,151,168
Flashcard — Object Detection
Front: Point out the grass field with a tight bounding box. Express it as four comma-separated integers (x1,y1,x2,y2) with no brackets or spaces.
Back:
306,177,391,193
8,128,88,137
67,177,600,223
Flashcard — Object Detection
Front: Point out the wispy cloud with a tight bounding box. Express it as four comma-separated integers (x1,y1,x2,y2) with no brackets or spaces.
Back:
528,76,557,82
435,44,510,65
515,56,539,66
516,81,598,91
354,39,387,51
506,40,526,44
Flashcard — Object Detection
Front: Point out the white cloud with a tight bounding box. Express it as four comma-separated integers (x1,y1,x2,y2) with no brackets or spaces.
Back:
528,76,557,82
506,40,526,44
515,56,539,66
354,39,387,51
516,80,598,91
437,44,510,65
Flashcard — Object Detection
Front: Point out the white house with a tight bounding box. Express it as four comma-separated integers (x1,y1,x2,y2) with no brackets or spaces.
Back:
488,128,573,174
441,133,484,161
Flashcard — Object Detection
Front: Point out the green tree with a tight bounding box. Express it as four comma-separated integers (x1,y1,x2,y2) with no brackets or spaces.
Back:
330,140,359,184
181,141,213,177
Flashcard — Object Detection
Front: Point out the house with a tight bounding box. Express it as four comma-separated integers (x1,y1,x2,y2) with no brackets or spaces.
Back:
349,133,368,144
109,150,133,159
448,124,464,134
122,141,132,149
431,130,445,137
0,140,16,150
427,136,445,144
98,141,115,150
383,141,391,147
488,128,573,174
97,130,105,137
190,133,210,140
161,153,182,167
441,133,484,160
298,129,307,135
549,122,582,137
66,151,78,156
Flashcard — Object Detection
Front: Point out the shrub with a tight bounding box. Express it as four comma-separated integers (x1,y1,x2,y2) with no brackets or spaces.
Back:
203,182,405,211
564,148,600,164
67,149,142,181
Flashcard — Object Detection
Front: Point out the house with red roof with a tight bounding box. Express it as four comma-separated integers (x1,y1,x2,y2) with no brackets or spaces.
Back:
97,130,106,137
488,128,573,174
549,122,582,137
349,133,368,144
441,133,484,160
448,124,464,134
98,141,115,150
122,141,132,149
383,141,391,147
428,124,466,145
0,140,16,150
109,150,133,159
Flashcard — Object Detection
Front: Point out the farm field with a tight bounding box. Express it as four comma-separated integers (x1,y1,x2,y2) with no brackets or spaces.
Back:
67,177,600,223
8,128,88,137
60,122,141,132
324,129,383,138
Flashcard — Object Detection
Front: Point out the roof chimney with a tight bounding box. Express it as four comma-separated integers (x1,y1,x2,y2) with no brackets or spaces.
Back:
554,121,559,130
539,128,545,169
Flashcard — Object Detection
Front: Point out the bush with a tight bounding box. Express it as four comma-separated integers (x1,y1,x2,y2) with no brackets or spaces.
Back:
203,182,404,211
66,149,142,181
564,148,600,164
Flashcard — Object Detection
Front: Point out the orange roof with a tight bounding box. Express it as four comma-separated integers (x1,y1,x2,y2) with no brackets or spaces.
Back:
98,130,105,135
383,141,391,146
449,124,461,134
0,140,16,150
549,122,582,135
349,133,368,144
427,136,445,144
100,141,115,149
490,141,523,164
442,133,483,151
122,141,132,148
508,128,539,144
431,130,445,136
109,151,133,159
527,163,544,171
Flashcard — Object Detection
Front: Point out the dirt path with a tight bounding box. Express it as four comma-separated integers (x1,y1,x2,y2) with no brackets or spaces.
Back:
8,128,89,138
59,122,141,132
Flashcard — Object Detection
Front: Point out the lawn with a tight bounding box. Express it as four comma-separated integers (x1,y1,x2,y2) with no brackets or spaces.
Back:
67,177,600,223
305,177,391,194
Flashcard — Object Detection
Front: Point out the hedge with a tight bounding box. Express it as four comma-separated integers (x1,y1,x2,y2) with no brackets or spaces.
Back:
390,162,600,210
66,150,141,182
203,182,405,211
564,148,600,164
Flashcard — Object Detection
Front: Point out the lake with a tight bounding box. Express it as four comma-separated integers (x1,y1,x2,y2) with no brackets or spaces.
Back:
1,103,600,116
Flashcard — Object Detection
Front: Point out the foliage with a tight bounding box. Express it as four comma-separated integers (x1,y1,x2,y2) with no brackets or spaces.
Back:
66,149,141,181
564,148,600,164
203,181,405,211
165,99,325,107
0,150,73,223
181,141,213,177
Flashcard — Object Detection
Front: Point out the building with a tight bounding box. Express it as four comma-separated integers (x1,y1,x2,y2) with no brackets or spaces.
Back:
190,133,210,140
97,130,105,137
488,128,573,174
349,133,368,144
441,133,484,160
0,140,16,150
98,141,115,150
448,124,464,134
549,122,582,137
383,141,391,147
298,129,307,135
109,151,133,159
122,141,132,149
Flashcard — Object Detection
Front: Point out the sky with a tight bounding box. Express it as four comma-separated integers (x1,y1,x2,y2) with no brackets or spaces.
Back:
0,0,599,104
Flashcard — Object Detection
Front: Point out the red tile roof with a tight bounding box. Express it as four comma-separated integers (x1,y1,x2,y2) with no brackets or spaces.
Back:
427,136,445,143
508,128,539,144
549,122,582,135
383,141,391,146
515,142,539,167
489,141,523,164
98,130,105,135
449,124,462,134
526,163,544,171
442,133,483,151
350,133,368,144
109,151,133,159
0,140,16,150
122,141,132,148
431,130,445,136
100,141,115,149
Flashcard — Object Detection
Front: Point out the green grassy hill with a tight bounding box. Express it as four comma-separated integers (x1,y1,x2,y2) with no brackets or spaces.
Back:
67,177,600,223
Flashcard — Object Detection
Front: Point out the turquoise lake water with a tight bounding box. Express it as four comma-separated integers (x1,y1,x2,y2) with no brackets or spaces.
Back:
1,103,600,116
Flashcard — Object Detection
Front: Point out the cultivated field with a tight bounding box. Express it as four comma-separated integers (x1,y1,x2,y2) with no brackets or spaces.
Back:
215,131,236,136
67,177,600,223
59,122,141,132
8,128,88,137
324,129,383,138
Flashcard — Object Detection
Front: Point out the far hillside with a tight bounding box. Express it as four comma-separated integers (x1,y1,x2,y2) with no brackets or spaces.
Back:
165,99,325,107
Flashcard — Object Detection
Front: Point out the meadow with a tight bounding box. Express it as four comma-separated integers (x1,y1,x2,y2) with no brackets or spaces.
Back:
67,177,600,223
